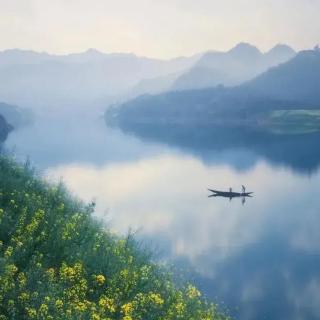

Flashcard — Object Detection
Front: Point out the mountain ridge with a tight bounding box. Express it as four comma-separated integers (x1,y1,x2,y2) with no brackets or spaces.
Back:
0,48,201,108
106,49,320,128
0,43,301,110
172,43,296,91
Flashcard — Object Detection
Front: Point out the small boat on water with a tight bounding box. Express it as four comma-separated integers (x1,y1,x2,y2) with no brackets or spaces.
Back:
208,185,253,203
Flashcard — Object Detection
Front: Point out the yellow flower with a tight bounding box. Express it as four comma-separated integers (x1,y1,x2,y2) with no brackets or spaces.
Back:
175,302,185,315
60,262,83,282
18,272,27,287
95,274,106,285
186,285,201,298
46,268,55,279
121,302,133,315
4,246,13,257
16,241,23,247
98,296,116,312
39,303,48,316
120,269,129,278
149,293,164,305
18,292,30,302
6,264,18,274
26,307,37,318
91,314,100,320
60,265,75,281
55,299,64,310
75,302,87,312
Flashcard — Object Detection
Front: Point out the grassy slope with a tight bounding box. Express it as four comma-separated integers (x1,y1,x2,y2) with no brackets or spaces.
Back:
0,156,228,320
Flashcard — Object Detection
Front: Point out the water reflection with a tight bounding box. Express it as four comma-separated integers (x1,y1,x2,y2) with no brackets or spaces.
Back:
113,122,320,174
5,113,320,319
208,186,253,205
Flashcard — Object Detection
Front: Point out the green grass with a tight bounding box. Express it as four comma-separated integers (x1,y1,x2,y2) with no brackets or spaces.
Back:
0,156,229,320
265,109,320,134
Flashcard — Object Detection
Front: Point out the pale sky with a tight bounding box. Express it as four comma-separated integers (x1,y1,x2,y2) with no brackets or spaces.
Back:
0,0,319,59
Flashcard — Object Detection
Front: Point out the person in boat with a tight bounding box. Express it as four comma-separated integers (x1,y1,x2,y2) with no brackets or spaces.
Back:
229,187,232,193
242,185,246,194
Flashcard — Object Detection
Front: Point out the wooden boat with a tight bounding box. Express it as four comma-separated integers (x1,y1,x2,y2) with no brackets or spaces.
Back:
208,189,253,198
208,185,253,203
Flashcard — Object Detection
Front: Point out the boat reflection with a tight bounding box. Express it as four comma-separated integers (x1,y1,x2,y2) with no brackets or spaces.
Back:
208,185,253,204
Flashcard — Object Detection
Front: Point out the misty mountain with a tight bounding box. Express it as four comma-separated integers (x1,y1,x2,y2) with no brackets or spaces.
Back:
0,44,296,111
0,102,32,129
106,49,320,126
123,73,180,101
0,114,12,144
244,49,320,105
0,101,22,144
172,43,296,91
0,49,200,109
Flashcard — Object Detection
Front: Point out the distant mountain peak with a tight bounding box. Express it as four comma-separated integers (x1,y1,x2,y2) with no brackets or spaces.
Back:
84,48,105,56
0,48,49,57
267,44,295,55
228,42,262,56
296,49,320,60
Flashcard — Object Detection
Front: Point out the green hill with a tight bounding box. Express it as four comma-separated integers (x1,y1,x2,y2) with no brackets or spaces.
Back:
0,156,228,320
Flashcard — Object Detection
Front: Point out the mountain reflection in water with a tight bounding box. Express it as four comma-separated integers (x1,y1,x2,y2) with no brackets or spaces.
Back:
113,122,320,174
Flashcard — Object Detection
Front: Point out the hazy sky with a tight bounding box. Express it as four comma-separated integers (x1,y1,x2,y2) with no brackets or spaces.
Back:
0,0,319,58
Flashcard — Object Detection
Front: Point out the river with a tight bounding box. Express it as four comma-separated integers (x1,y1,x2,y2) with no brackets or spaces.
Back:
6,110,320,320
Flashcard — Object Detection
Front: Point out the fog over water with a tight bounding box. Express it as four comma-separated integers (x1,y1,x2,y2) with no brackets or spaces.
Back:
6,110,320,320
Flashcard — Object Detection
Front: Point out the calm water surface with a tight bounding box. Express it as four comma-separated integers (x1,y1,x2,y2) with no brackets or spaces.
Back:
6,111,320,320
